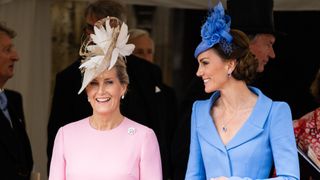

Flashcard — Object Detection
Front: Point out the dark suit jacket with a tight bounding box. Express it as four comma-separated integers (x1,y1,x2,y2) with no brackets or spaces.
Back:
0,90,33,180
47,55,178,179
171,76,210,180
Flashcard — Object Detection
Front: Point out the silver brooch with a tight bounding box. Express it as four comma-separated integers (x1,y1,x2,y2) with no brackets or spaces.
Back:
128,127,136,135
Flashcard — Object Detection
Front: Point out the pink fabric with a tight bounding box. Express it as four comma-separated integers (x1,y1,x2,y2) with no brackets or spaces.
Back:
293,107,320,161
49,117,162,180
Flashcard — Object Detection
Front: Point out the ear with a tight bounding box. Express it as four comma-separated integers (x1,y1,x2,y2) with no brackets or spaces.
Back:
227,59,237,73
121,84,128,96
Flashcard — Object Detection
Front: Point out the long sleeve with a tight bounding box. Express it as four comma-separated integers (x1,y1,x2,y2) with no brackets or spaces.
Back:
140,129,162,180
269,102,299,179
185,102,206,180
49,128,66,180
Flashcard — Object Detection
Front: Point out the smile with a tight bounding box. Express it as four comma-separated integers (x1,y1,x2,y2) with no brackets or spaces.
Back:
96,97,111,102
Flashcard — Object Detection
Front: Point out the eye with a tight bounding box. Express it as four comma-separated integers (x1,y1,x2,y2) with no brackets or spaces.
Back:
134,49,144,55
147,49,153,55
200,60,209,65
105,80,113,85
1,46,12,53
89,81,98,86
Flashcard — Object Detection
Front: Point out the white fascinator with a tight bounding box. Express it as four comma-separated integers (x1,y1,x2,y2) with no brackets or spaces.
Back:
78,16,135,94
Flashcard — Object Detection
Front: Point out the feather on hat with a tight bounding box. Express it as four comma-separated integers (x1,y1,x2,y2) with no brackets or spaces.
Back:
194,1,232,58
78,17,135,94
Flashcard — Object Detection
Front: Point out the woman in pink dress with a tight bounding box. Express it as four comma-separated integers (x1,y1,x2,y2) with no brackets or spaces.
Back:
49,17,162,180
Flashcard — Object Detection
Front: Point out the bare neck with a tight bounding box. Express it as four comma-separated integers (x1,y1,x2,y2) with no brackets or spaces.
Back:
90,110,124,131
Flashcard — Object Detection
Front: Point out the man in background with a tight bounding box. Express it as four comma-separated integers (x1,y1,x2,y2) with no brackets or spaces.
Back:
0,22,33,180
128,28,154,63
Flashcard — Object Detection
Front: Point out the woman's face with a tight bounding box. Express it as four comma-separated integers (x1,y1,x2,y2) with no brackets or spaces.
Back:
86,68,127,115
196,49,230,93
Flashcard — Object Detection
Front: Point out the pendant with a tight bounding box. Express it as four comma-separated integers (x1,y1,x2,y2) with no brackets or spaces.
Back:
222,126,227,132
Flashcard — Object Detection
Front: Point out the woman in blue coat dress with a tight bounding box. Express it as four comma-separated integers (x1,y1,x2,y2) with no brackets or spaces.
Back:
185,2,300,180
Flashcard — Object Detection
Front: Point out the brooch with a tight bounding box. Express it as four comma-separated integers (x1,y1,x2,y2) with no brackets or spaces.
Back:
128,127,136,135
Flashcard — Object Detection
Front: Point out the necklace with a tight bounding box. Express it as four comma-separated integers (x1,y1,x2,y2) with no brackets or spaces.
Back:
221,117,234,133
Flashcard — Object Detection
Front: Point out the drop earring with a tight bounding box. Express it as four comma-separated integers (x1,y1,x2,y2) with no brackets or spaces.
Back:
121,95,124,99
227,71,232,77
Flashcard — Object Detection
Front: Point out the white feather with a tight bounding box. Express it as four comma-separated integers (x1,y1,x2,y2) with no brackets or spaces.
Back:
78,68,96,94
120,44,135,56
79,56,103,69
78,17,135,94
109,48,120,70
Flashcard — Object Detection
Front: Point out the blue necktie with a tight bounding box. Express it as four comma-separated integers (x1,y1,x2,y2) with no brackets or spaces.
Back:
0,91,13,127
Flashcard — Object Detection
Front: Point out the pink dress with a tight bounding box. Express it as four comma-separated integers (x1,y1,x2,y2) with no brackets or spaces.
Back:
49,117,162,180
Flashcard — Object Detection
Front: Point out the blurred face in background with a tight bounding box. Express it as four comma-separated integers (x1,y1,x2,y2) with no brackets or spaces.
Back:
0,32,19,85
249,33,276,72
131,34,154,63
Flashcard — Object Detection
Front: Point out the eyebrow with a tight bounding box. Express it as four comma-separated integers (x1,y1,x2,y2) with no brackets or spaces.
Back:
199,57,208,62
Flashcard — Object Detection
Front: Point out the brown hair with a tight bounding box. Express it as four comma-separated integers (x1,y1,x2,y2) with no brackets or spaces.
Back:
213,29,258,84
0,22,16,38
84,0,127,22
310,69,320,103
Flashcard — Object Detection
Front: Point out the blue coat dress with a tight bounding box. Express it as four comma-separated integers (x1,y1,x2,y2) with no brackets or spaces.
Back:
185,87,300,180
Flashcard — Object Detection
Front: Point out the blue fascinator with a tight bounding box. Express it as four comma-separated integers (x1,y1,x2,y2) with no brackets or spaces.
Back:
194,1,232,58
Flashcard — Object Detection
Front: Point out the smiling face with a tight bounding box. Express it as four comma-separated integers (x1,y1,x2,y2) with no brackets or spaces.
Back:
249,33,275,72
0,32,19,87
86,68,127,116
196,49,231,93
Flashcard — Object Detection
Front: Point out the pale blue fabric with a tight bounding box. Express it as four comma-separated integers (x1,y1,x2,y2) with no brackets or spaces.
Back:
0,91,12,127
185,87,300,180
0,91,7,110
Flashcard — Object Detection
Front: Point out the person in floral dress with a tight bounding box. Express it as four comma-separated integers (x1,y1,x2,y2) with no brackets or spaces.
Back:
294,69,320,179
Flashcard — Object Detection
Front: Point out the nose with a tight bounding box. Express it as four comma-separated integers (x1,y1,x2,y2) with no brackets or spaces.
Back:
196,66,203,77
269,47,275,59
97,83,106,94
11,48,19,61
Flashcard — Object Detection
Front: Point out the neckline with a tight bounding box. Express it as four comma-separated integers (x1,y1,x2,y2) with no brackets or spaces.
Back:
86,117,126,133
210,87,259,146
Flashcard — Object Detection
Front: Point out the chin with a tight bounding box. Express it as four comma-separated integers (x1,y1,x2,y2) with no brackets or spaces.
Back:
94,108,114,115
204,87,215,94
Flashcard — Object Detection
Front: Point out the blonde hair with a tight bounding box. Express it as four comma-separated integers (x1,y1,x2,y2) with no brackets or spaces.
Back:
128,28,154,54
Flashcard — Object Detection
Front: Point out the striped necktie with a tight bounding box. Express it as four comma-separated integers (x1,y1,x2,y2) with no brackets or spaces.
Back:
0,91,8,111
0,91,12,127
